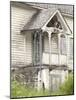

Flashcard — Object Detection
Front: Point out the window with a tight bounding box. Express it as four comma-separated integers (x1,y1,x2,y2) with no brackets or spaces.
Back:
60,34,66,55
51,33,58,54
70,38,73,59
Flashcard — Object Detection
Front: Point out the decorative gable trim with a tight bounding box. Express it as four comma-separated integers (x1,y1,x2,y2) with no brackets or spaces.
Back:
42,10,72,34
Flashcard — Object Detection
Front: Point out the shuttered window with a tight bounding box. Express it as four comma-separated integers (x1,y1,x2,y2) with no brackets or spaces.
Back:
60,35,66,55
70,38,73,59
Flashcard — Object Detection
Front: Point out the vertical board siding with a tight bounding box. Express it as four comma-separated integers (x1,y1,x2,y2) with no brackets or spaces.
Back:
11,5,36,67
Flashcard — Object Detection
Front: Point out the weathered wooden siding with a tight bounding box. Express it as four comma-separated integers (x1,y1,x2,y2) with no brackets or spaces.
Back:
11,5,36,67
38,68,68,90
64,16,73,70
50,70,68,91
67,36,73,70
25,32,32,65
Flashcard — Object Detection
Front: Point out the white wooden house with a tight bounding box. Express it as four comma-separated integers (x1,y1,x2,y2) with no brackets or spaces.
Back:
11,1,73,91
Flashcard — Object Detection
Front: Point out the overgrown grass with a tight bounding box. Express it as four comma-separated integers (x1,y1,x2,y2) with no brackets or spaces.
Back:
11,73,74,98
51,73,74,95
11,81,50,98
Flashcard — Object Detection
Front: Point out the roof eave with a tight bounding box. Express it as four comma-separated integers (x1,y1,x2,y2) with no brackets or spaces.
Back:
21,28,41,33
62,13,73,18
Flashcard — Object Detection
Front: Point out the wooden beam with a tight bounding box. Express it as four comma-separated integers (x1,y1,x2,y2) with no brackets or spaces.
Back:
33,31,37,65
39,30,42,80
48,32,52,67
58,33,61,65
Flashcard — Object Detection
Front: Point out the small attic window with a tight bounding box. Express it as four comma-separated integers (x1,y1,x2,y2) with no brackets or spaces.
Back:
47,15,62,29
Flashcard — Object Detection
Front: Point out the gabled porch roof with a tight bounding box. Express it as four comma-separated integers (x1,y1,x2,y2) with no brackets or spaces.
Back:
21,8,72,34
22,8,56,31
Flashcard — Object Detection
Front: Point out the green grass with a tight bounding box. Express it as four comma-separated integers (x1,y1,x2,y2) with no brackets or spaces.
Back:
51,73,74,95
11,80,50,98
11,73,74,98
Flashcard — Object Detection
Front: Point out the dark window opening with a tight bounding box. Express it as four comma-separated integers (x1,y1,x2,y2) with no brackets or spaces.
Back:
47,15,62,29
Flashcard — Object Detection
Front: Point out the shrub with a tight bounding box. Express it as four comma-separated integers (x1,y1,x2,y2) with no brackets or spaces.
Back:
59,73,74,95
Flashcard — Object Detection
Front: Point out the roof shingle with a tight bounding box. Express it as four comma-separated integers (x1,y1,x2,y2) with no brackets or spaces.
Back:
23,8,56,30
21,2,73,31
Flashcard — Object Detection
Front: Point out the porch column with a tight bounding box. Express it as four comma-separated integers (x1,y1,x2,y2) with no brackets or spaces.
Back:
66,35,68,66
33,32,37,65
48,32,52,67
38,29,42,90
65,35,69,78
58,34,61,65
39,30,42,79
47,31,52,90
42,27,54,67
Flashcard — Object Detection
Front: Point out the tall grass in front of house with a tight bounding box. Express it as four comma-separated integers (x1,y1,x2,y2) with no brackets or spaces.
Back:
51,73,74,95
11,80,50,98
11,73,74,98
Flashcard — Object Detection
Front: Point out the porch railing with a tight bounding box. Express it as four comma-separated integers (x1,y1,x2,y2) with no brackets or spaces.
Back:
42,52,67,65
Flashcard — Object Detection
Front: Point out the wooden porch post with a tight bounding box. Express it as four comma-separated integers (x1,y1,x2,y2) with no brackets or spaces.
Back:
37,29,42,89
33,32,37,65
66,35,68,66
66,35,68,78
58,34,60,65
42,27,53,67
39,30,42,79
48,32,52,67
